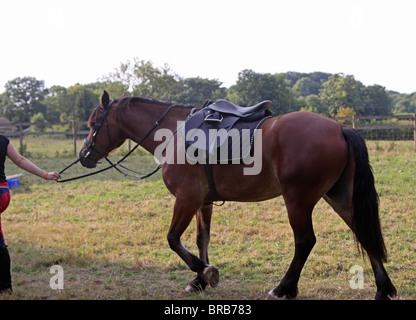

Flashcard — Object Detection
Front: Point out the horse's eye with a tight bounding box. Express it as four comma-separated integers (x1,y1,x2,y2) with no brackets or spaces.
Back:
89,121,95,128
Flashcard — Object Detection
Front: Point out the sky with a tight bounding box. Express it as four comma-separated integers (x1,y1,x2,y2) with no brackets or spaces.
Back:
0,0,415,94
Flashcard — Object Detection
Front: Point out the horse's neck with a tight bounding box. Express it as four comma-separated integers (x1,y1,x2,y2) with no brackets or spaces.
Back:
120,102,190,155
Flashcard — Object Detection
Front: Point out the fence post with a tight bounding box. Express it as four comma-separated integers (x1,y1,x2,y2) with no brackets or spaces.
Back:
414,114,416,148
19,122,23,152
352,115,356,129
72,121,77,156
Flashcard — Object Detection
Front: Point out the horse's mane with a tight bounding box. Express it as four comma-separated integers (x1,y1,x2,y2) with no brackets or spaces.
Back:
115,96,195,119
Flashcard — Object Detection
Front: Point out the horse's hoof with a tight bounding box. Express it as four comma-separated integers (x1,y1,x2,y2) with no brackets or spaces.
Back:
185,284,198,293
266,290,282,300
265,289,288,300
202,265,219,288
185,276,208,293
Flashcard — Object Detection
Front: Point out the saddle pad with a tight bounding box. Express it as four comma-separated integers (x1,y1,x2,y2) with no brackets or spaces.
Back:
183,115,271,164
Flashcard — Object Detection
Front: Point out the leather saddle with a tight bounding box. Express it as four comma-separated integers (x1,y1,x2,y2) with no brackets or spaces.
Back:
182,99,272,204
206,99,272,117
182,99,272,158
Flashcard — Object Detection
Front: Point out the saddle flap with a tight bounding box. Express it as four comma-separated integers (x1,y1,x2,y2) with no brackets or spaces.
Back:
184,110,240,151
182,99,273,163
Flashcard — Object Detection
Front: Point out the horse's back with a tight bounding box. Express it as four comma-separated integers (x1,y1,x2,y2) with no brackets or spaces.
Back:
271,111,343,138
266,111,348,197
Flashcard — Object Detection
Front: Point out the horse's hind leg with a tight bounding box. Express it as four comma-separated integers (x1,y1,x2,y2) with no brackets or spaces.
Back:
324,170,396,299
167,198,219,292
186,204,213,292
267,197,317,299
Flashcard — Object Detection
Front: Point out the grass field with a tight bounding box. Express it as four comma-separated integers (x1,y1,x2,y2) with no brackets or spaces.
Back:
0,137,415,300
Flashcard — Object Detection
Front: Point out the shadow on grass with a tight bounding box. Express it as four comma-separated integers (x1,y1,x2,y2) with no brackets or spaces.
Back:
3,239,273,300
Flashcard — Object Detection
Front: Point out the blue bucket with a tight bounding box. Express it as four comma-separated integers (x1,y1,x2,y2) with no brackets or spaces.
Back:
7,179,20,189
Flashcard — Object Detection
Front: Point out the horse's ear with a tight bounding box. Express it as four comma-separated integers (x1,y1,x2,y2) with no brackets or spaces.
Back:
101,91,110,110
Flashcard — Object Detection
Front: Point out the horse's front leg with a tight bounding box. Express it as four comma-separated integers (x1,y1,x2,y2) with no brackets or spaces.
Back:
186,203,214,292
167,198,219,292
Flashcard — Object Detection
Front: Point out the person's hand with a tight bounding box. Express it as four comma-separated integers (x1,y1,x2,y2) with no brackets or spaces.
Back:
43,172,61,181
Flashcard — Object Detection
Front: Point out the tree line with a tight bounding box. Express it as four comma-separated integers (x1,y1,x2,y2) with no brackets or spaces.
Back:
0,58,415,125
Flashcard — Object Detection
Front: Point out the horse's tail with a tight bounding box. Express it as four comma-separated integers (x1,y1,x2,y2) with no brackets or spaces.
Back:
342,127,387,262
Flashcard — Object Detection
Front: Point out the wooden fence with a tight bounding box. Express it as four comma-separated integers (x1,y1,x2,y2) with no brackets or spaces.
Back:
0,113,415,156
333,114,416,145
1,121,89,155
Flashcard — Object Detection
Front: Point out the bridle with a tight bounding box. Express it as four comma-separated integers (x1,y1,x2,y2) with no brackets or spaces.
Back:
57,100,178,183
81,100,116,163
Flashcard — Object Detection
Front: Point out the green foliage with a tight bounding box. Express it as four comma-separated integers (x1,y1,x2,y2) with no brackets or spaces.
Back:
178,77,226,106
30,112,47,132
0,61,412,123
319,74,364,116
293,77,321,97
316,74,395,116
361,85,393,115
101,59,226,106
227,70,295,114
299,105,318,113
0,77,47,122
394,92,416,113
43,84,99,123
284,71,331,87
335,107,356,126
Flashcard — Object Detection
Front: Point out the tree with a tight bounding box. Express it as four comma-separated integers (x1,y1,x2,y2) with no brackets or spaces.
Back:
86,81,127,101
45,84,99,123
102,59,228,105
43,85,69,122
102,59,182,101
361,85,393,115
1,77,47,122
0,92,13,120
319,74,364,116
30,112,47,132
388,91,406,109
394,92,416,113
63,85,99,122
178,77,226,106
293,77,321,97
284,71,331,87
227,69,295,114
304,94,328,115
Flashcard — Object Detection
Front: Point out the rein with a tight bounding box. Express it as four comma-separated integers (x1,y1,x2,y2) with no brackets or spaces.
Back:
57,103,177,183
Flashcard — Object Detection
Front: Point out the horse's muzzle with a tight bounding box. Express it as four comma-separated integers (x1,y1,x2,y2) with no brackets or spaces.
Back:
79,149,98,168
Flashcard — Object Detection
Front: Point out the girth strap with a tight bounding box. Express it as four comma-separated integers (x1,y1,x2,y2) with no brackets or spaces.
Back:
203,151,224,206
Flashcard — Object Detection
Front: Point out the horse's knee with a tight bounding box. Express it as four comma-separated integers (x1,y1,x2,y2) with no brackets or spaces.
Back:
167,232,180,250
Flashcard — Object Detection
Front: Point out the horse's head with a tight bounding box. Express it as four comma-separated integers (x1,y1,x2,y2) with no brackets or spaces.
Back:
79,91,125,168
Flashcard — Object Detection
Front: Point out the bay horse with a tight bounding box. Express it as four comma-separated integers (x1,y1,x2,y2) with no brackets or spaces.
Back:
78,91,396,299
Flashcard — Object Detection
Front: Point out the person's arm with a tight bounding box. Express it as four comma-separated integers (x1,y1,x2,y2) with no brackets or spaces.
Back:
6,141,61,181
